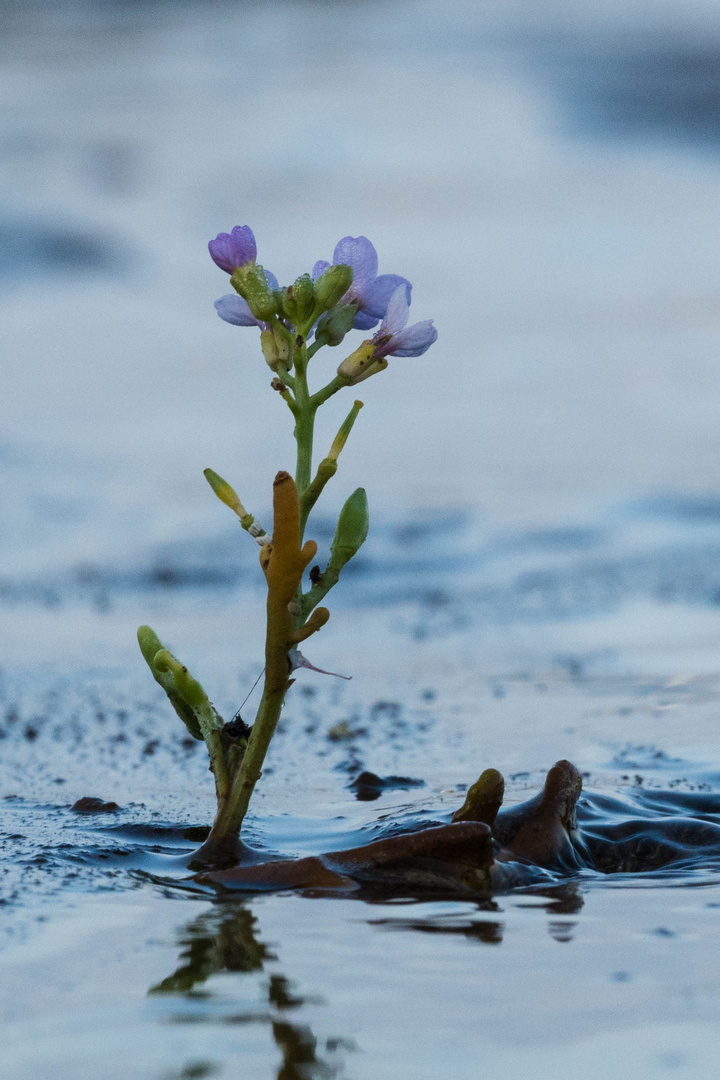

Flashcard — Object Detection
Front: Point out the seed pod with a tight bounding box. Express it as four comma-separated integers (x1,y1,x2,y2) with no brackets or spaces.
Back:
136,628,203,740
329,488,369,572
137,624,165,670
173,665,207,709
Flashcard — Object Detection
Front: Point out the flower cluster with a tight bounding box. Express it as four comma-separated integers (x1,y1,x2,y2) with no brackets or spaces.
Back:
209,226,437,382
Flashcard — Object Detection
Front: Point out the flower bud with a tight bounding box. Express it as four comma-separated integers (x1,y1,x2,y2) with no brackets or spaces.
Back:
314,303,357,348
230,263,277,321
283,274,316,326
336,342,388,385
329,487,369,572
260,329,291,371
315,263,353,312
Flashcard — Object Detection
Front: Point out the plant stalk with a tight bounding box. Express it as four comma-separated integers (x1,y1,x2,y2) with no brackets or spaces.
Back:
196,471,319,863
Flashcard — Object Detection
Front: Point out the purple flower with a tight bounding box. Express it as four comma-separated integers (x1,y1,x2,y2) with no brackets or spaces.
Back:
312,236,411,330
208,225,257,274
370,284,437,358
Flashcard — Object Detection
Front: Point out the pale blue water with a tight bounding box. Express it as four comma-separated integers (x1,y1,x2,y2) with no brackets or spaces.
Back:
5,1,720,1077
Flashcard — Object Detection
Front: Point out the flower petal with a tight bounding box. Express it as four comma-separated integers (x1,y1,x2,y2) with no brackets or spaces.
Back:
214,294,263,327
388,319,438,357
208,225,257,273
362,274,412,320
312,259,330,282
332,236,378,292
264,268,280,292
288,648,351,679
379,283,411,337
353,309,380,331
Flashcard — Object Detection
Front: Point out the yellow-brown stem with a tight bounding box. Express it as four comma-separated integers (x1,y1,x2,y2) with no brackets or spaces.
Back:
263,471,317,693
199,472,322,863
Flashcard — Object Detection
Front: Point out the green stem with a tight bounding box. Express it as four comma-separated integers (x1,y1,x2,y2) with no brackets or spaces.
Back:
294,366,352,538
197,345,357,859
299,399,363,533
309,373,350,410
299,564,340,620
275,361,295,390
291,340,316,523
203,685,285,851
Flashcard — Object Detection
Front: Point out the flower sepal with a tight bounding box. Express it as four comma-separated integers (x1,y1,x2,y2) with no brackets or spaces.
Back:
337,342,388,385
260,328,292,372
282,274,316,327
314,303,358,349
314,263,353,315
231,263,277,321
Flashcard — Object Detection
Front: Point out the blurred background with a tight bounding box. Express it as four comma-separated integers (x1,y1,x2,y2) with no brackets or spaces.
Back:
4,0,720,669
7,11,720,1075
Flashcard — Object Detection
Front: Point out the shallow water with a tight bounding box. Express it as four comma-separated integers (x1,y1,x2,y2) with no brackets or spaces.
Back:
6,0,720,1076
5,572,720,1078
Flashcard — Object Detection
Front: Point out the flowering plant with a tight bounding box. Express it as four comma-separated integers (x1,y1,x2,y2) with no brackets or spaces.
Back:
137,228,437,866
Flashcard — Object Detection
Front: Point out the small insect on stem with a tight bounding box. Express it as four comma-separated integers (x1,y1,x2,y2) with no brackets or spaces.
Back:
222,713,253,742
221,664,266,742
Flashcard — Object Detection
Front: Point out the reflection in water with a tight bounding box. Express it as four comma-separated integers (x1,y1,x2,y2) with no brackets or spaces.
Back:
514,882,585,916
150,903,351,1079
150,906,272,994
367,883,584,945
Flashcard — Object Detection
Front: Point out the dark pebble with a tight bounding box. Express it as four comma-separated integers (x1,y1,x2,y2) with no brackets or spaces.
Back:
71,796,121,813
350,771,425,801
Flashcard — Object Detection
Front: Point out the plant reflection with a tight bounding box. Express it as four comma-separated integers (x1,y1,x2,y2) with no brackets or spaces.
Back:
150,903,352,1079
150,906,273,994
366,883,583,944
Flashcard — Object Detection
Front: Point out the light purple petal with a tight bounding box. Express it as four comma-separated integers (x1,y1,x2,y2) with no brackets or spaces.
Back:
353,309,380,331
214,294,263,327
332,236,378,292
379,283,411,337
362,274,412,320
208,225,257,273
264,268,279,292
388,320,438,357
288,648,351,680
312,260,330,282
